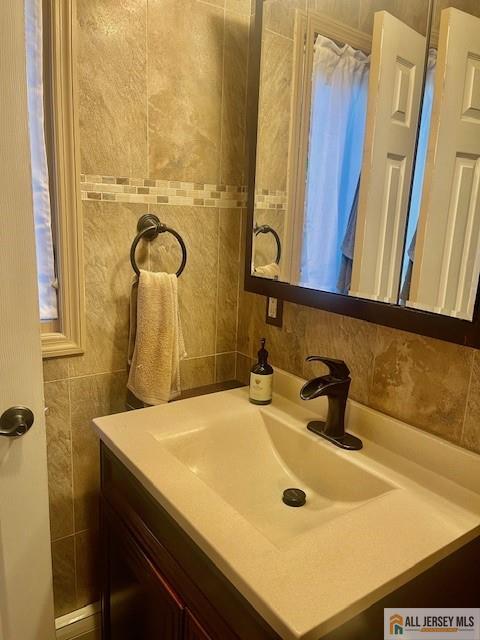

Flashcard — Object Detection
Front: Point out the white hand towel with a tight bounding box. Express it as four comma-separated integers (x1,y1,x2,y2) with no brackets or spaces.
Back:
254,262,280,279
127,270,186,405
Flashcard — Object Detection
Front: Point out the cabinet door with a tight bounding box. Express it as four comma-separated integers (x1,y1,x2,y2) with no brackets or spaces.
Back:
106,508,184,640
184,610,213,640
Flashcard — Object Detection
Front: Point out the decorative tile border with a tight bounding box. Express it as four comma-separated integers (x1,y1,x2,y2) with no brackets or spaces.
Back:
80,174,247,208
80,176,289,212
255,189,287,213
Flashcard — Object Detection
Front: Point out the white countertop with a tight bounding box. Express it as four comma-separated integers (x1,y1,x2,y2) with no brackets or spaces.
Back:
93,369,480,639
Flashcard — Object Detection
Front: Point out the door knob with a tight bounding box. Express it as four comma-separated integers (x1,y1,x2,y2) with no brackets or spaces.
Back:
0,406,34,437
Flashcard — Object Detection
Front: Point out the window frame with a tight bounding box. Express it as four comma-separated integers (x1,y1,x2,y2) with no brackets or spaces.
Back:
40,0,85,358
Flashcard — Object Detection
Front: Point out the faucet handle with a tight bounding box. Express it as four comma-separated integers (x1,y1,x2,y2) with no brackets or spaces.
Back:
305,356,350,380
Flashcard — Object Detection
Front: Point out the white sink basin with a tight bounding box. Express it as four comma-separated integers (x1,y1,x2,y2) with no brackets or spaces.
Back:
159,410,394,546
93,368,480,640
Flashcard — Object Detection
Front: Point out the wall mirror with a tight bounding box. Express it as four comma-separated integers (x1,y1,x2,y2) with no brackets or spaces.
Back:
246,0,480,346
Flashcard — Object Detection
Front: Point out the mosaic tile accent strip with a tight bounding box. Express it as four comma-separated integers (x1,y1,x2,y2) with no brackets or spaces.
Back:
254,189,287,212
80,174,247,208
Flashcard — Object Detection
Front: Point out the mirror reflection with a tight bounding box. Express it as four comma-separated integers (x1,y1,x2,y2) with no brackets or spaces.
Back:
251,0,480,322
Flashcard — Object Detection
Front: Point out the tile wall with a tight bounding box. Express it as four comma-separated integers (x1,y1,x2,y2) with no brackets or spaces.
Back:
44,0,252,618
236,292,480,456
44,0,480,622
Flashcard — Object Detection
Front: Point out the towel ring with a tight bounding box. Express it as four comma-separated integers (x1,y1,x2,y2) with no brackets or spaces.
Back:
130,214,187,277
254,224,282,264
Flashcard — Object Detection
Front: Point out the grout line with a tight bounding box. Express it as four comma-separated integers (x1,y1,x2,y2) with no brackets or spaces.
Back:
214,209,221,383
367,324,380,406
73,532,78,609
43,375,67,383
238,0,251,359
43,367,128,383
145,0,149,180
233,0,252,361
73,527,97,536
218,2,227,187
50,368,128,383
51,532,76,544
264,26,295,43
197,0,225,10
242,6,250,186
67,376,78,606
459,349,475,445
183,351,236,361
224,2,257,18
234,1,251,364
233,209,244,373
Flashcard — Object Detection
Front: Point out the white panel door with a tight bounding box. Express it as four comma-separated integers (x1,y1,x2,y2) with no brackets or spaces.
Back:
408,9,480,320
0,2,55,639
350,11,426,302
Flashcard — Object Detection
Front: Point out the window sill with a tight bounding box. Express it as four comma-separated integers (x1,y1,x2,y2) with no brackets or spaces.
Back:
41,331,84,358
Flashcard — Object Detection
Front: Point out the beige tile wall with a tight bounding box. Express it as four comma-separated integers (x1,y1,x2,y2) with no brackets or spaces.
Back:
236,290,480,455
45,0,480,622
45,0,251,618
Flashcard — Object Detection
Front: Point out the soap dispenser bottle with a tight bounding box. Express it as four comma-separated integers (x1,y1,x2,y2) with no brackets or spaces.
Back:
249,338,273,405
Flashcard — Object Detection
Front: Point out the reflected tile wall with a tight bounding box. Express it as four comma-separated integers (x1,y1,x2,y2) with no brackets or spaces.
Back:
306,0,429,34
264,0,307,38
255,28,293,192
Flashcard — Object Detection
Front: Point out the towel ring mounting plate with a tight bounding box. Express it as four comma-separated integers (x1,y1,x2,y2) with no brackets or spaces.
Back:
130,214,187,277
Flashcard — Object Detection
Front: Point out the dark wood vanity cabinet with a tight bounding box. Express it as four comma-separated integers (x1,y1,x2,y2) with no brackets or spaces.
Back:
106,504,184,639
184,611,213,640
101,443,480,640
100,443,280,640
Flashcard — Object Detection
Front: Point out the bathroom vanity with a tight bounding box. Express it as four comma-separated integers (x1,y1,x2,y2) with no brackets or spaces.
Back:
95,370,480,640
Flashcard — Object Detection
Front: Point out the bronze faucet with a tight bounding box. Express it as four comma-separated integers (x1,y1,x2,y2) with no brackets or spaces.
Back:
300,356,363,450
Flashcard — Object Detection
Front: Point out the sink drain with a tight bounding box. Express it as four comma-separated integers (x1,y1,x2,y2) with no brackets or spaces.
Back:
282,488,306,507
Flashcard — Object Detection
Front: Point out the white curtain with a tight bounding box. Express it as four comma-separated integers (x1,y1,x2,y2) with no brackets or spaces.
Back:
25,0,58,320
300,36,370,292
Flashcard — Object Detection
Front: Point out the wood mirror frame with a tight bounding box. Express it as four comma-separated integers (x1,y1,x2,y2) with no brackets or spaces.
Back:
244,0,480,348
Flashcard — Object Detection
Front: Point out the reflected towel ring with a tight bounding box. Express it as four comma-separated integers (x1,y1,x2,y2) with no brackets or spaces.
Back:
130,214,187,277
254,224,282,264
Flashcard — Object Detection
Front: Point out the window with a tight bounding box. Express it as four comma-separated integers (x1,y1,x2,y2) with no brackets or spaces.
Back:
26,0,85,357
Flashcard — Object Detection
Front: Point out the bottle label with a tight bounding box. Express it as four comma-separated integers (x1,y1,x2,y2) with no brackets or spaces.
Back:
249,372,273,402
